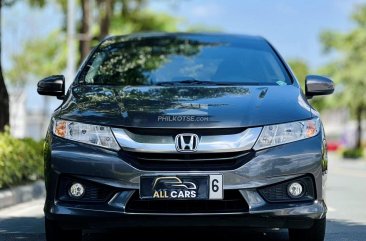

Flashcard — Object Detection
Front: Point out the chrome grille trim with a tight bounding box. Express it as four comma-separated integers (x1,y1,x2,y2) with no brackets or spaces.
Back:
111,127,262,153
131,153,248,162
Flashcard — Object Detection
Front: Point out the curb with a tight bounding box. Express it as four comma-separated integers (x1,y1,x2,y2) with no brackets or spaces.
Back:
0,180,45,209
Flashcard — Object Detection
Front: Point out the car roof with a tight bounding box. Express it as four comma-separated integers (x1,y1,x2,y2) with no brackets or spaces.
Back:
99,32,268,48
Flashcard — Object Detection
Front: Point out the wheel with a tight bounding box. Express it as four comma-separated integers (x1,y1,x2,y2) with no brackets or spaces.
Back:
45,218,82,241
288,217,326,241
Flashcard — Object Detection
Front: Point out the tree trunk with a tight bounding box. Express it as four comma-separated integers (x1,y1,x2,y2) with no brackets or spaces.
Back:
0,2,9,132
99,0,114,40
355,105,363,149
121,0,129,18
0,67,9,132
79,0,91,65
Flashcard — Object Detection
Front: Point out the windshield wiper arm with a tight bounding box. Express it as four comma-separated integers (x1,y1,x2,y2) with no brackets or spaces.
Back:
156,80,263,86
156,79,222,86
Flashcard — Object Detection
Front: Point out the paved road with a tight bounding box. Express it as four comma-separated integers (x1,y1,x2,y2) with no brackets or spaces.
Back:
1,154,365,241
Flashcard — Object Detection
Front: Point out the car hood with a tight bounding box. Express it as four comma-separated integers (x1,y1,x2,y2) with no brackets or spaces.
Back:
58,85,312,128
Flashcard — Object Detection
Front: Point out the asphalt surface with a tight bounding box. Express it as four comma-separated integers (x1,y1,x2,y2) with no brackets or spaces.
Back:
0,154,365,241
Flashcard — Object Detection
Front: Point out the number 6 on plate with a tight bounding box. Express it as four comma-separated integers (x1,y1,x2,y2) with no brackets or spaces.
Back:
209,174,223,199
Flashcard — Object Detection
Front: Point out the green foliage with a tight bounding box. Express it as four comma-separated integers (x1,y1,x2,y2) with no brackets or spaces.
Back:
110,10,180,35
319,5,366,114
288,59,308,90
28,0,67,13
319,5,366,149
6,31,67,87
0,130,44,189
342,148,364,159
27,0,47,7
352,5,366,27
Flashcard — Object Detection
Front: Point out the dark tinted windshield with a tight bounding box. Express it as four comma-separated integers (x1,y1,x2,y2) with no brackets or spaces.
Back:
82,35,291,86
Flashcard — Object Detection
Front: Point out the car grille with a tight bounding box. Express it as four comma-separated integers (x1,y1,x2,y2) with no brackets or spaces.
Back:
125,190,249,213
119,150,255,171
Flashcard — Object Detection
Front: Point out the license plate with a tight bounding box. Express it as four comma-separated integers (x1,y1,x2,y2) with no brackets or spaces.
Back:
140,174,223,200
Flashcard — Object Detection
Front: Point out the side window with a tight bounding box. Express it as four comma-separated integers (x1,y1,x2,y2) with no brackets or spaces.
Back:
262,53,287,83
85,52,105,84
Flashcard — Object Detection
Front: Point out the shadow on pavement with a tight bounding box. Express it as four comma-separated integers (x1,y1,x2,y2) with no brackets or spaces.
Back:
326,219,366,241
85,227,288,241
84,219,366,241
0,217,366,241
0,217,45,241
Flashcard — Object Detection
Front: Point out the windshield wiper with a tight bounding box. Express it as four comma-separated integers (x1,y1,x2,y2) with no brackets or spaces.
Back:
156,79,219,86
156,80,266,86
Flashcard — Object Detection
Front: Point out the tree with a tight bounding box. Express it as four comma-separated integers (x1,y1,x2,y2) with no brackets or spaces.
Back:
320,5,366,149
97,0,115,40
2,0,187,133
79,0,91,64
36,0,178,65
0,0,52,132
0,2,8,132
6,31,67,134
78,0,152,64
0,0,16,132
8,0,183,85
6,32,67,87
109,10,179,35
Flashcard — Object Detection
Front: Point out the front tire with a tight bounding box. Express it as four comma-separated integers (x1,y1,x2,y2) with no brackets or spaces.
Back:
45,218,82,241
288,217,326,241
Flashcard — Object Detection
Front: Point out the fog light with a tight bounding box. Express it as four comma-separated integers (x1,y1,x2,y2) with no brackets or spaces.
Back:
69,183,85,198
287,182,303,198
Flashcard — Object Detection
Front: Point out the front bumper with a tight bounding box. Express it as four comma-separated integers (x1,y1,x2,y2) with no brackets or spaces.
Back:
44,132,327,229
45,198,326,229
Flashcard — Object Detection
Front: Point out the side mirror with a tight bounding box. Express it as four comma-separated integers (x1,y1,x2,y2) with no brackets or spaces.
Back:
37,75,65,99
305,75,334,98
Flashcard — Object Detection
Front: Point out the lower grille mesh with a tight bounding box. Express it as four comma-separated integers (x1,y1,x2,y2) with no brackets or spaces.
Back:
125,190,249,213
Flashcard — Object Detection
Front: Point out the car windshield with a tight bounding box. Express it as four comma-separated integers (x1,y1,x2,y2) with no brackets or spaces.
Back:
82,35,292,86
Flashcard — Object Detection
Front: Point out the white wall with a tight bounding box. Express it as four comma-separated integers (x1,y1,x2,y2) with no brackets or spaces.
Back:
9,91,26,138
9,91,50,140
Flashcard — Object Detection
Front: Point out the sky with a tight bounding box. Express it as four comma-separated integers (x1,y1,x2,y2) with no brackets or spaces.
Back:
3,0,366,71
149,0,365,68
2,0,366,111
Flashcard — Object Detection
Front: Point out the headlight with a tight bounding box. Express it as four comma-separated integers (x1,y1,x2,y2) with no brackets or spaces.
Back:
53,119,120,151
254,118,320,150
